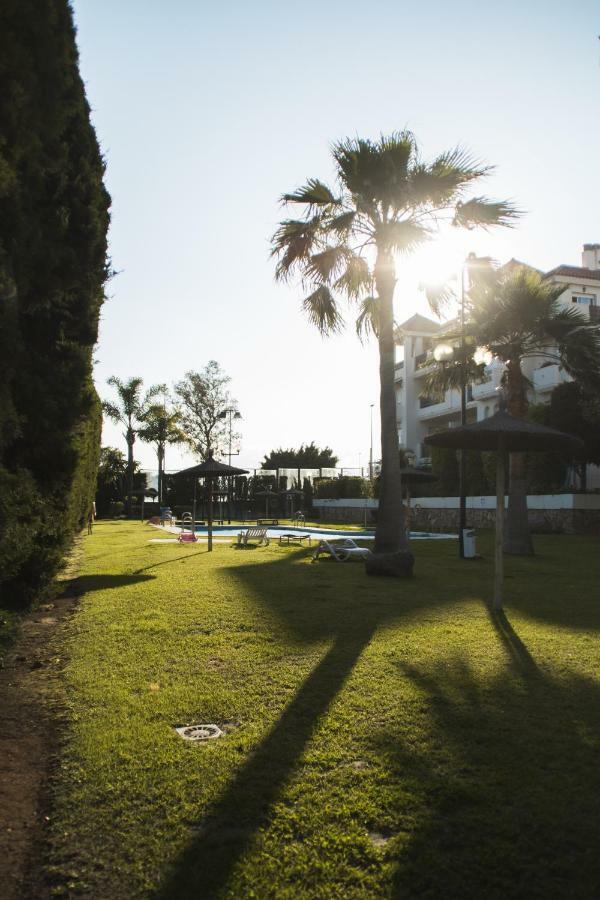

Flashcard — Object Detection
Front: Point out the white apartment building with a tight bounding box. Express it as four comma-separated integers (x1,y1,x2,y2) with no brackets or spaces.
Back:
395,243,600,468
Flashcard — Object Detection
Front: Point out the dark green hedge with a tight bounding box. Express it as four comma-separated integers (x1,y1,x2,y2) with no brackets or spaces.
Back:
0,0,109,606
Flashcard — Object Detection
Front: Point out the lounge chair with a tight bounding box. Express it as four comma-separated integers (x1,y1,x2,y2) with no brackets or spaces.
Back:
312,538,372,562
237,527,270,547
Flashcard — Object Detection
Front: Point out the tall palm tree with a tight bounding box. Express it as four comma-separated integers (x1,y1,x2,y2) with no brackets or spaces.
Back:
138,392,185,504
271,132,517,566
424,265,600,553
102,377,161,516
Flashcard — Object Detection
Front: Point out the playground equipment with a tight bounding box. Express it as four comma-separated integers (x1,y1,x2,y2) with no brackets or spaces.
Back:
178,512,198,543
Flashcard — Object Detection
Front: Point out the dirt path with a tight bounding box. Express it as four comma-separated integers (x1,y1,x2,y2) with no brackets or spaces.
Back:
0,541,83,900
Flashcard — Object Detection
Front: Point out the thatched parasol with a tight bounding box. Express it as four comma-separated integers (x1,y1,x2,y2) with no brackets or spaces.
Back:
254,488,278,518
425,410,583,608
127,486,159,522
174,452,249,551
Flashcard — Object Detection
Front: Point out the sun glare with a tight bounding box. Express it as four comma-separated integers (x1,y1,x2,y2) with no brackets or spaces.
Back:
394,227,496,322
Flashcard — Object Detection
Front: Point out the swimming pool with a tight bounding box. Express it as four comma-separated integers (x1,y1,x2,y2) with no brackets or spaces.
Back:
191,525,456,541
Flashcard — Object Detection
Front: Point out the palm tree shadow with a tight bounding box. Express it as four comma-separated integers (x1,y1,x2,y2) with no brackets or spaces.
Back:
157,549,451,898
158,627,376,899
382,653,600,898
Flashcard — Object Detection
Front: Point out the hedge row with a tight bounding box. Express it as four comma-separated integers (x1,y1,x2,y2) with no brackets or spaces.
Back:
0,1,110,607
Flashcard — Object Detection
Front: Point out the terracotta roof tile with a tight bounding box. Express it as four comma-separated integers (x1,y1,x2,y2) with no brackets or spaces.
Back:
545,265,600,281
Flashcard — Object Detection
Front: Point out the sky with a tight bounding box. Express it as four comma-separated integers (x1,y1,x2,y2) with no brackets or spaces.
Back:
71,0,600,473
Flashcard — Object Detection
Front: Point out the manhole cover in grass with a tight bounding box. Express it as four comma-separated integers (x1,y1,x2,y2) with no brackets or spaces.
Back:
175,723,223,741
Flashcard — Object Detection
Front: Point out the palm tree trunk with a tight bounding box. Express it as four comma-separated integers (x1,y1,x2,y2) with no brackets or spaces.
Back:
504,359,533,556
373,250,409,558
126,425,135,518
157,444,164,505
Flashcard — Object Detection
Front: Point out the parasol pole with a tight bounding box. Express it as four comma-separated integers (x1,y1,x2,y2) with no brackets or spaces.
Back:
494,438,506,610
208,476,213,552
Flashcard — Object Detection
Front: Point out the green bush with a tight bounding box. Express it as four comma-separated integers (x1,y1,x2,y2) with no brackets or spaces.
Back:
0,1,110,607
314,477,372,499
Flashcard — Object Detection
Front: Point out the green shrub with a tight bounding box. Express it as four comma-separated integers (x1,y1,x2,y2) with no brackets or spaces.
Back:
0,0,110,607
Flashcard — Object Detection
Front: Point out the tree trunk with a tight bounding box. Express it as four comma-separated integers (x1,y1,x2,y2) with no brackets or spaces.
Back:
504,359,534,556
126,426,135,518
372,250,410,569
157,444,164,505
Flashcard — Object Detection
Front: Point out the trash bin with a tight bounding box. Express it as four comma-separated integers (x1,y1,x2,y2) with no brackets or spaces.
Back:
463,528,476,558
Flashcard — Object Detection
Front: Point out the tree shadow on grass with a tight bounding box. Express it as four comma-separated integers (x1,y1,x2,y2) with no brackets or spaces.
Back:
157,549,456,898
60,573,156,595
381,646,600,898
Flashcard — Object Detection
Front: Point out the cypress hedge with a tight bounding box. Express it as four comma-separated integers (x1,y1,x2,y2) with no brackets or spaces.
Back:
0,0,110,606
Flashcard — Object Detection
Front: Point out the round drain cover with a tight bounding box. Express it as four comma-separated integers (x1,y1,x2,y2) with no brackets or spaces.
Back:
175,723,223,741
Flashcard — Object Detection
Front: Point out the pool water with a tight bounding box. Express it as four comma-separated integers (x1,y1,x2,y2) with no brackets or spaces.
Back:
192,525,456,541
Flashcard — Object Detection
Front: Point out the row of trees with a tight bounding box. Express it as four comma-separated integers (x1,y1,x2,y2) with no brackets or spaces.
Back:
261,443,338,469
0,0,110,606
101,361,240,512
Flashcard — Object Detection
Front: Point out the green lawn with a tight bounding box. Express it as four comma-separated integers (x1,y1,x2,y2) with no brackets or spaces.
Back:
46,521,600,898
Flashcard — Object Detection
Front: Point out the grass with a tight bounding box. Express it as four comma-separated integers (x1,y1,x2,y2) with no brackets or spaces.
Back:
46,521,600,898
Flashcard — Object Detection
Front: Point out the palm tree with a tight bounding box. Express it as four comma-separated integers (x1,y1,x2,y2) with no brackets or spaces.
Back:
138,392,185,504
271,132,517,566
102,377,161,516
424,265,600,554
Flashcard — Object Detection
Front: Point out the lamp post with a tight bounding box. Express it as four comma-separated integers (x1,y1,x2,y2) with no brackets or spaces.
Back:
218,406,242,522
432,253,479,559
369,403,374,481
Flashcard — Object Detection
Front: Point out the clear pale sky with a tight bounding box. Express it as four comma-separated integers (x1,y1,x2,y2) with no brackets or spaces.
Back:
71,0,600,473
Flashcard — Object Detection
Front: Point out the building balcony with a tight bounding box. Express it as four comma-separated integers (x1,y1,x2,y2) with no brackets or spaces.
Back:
532,363,569,393
471,366,503,399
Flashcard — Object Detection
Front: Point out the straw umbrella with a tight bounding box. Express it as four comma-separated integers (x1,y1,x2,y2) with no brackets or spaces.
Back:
127,486,158,522
174,452,248,551
425,410,582,609
254,487,278,519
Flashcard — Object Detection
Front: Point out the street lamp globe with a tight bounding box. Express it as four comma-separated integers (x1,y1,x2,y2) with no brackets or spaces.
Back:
473,346,493,366
433,343,454,363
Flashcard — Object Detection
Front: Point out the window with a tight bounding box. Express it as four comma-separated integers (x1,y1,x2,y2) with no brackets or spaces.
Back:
572,294,597,306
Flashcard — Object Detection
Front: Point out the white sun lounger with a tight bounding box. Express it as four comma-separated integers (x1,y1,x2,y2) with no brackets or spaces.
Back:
312,538,372,562
237,527,270,547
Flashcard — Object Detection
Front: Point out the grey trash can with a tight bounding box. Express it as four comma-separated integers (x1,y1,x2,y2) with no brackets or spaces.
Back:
463,528,476,558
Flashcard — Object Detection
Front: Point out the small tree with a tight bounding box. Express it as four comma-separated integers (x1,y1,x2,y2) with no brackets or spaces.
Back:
174,361,240,460
548,383,600,490
102,377,161,515
138,391,185,503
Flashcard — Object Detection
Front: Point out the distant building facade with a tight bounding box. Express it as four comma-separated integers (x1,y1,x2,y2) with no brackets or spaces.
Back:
395,244,600,482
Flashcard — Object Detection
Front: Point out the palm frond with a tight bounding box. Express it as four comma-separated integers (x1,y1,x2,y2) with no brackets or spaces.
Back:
422,356,487,398
302,285,344,335
305,246,348,283
377,220,429,254
102,400,124,425
453,197,520,230
419,279,457,318
282,178,340,207
333,132,416,205
271,216,323,281
335,254,372,300
409,147,490,207
329,210,356,237
355,296,380,341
